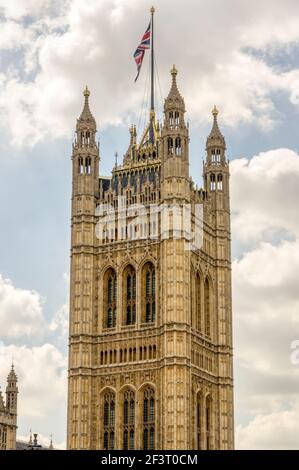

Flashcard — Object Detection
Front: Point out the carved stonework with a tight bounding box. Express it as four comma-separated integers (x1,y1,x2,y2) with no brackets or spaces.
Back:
67,70,234,451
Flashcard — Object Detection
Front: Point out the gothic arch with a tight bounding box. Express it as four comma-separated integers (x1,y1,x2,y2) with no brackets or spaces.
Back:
98,260,118,277
103,267,117,329
119,386,136,450
195,391,203,450
137,383,156,450
203,273,214,338
122,264,137,326
99,387,116,450
204,394,214,450
141,261,156,324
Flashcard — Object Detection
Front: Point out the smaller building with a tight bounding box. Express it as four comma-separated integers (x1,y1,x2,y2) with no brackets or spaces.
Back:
16,432,54,450
0,364,18,450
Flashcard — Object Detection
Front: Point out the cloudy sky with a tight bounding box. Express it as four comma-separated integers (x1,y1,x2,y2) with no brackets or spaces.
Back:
0,0,299,450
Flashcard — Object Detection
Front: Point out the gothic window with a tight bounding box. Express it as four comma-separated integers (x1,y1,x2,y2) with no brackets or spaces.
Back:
124,266,136,325
217,173,223,191
143,388,155,450
197,394,201,450
175,111,180,126
123,390,135,450
86,157,91,175
142,262,156,323
169,111,174,126
196,273,201,331
205,395,212,450
204,278,211,337
86,131,90,145
105,269,117,328
175,137,182,155
103,391,115,450
168,137,174,155
211,149,216,163
78,157,84,174
216,149,221,162
210,174,216,191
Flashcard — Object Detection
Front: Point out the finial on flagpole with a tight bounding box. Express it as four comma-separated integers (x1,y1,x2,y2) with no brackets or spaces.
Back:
83,86,90,99
212,105,219,117
150,6,155,15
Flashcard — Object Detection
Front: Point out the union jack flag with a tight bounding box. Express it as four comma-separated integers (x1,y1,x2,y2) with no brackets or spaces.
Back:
133,22,151,82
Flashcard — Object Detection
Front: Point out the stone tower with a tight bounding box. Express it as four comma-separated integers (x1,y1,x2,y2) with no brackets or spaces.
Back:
67,68,234,450
0,364,18,450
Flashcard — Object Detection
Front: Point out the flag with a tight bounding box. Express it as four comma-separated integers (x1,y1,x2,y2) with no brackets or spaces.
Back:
133,22,151,82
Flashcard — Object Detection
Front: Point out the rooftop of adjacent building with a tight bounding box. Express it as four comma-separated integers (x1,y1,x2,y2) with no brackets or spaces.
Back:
16,432,55,450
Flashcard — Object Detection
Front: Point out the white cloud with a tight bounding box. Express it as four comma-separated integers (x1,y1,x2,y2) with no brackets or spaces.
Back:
49,302,69,338
231,148,299,449
231,148,299,244
0,342,67,444
0,272,68,444
1,0,299,147
0,274,46,340
0,0,64,21
236,401,299,450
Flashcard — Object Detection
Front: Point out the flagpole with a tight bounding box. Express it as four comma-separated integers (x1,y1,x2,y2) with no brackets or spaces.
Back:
150,6,155,144
150,6,155,113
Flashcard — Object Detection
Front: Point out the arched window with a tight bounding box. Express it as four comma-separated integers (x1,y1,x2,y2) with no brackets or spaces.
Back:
85,157,91,175
168,137,174,155
204,278,211,337
211,149,216,163
195,273,201,332
205,395,212,450
103,391,115,450
210,174,216,191
142,262,156,323
123,390,135,450
143,388,155,450
216,148,221,162
78,157,84,174
217,174,223,191
125,266,136,325
169,111,174,126
105,269,117,328
175,137,182,155
175,111,180,126
196,393,202,450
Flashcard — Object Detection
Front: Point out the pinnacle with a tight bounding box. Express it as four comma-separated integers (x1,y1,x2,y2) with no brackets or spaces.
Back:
7,363,17,382
206,105,226,149
165,64,185,111
77,85,96,129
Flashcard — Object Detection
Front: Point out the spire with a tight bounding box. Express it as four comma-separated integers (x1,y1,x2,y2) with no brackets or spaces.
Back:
77,86,96,131
7,363,17,383
28,429,33,446
206,105,226,150
49,435,54,450
164,65,185,112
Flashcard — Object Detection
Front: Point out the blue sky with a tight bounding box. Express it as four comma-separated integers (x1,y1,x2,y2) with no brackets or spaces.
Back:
1,0,299,449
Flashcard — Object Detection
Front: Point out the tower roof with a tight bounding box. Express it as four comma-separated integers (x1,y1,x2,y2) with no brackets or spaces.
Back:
164,65,185,112
7,363,17,383
77,86,96,131
206,106,226,150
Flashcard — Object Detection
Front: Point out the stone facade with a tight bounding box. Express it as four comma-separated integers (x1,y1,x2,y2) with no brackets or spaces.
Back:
0,365,18,450
67,67,234,450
